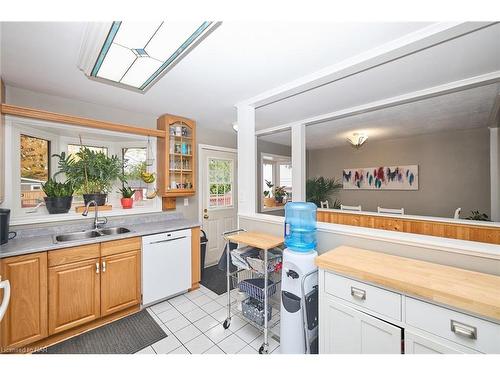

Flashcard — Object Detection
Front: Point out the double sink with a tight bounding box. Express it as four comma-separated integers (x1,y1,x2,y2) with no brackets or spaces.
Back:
53,227,131,243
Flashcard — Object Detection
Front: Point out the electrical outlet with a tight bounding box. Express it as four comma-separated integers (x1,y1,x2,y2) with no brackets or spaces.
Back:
184,198,189,206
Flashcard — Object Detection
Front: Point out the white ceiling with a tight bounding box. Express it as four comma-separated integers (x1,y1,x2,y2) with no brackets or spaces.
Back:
259,83,499,149
256,23,500,130
0,21,434,133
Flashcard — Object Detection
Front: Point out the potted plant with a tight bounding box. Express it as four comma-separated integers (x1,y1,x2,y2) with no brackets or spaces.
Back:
263,179,275,207
465,210,490,221
119,186,136,209
274,186,287,204
54,147,124,206
306,176,342,208
41,178,74,214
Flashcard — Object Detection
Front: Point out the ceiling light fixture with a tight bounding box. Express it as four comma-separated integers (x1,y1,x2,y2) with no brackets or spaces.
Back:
346,132,368,149
79,21,220,92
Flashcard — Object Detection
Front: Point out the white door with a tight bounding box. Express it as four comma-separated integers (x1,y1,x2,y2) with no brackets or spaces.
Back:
320,297,402,354
200,146,237,267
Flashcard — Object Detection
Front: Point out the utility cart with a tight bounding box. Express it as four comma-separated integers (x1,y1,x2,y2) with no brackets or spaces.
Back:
222,229,284,354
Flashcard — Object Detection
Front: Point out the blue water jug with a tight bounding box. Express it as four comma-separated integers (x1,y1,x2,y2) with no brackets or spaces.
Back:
284,202,317,252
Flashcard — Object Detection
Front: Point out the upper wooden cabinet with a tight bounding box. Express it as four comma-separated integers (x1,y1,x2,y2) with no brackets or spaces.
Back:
0,252,48,350
157,114,196,209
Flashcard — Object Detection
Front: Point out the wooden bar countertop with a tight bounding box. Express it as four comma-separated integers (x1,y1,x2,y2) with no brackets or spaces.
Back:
225,231,284,250
315,246,500,322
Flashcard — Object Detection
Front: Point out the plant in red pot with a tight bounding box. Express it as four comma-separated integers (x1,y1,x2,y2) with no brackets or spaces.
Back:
119,186,136,209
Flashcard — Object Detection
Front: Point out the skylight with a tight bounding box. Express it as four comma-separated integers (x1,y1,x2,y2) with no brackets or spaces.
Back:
89,21,216,91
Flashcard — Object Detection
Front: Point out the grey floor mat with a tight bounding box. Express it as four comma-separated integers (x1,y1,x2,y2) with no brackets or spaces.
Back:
36,309,166,354
201,264,235,295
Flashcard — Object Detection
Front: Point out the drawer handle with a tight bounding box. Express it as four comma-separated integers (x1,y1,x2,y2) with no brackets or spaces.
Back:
450,320,477,340
96,262,100,274
350,286,366,300
102,261,106,273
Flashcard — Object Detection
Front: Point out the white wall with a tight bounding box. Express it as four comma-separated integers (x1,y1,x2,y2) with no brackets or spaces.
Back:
4,85,236,220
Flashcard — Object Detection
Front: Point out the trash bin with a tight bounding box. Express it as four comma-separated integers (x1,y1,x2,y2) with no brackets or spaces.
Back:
200,229,208,279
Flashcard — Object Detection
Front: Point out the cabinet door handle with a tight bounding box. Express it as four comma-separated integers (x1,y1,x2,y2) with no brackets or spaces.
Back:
350,286,366,300
451,320,477,340
96,262,100,274
102,261,106,273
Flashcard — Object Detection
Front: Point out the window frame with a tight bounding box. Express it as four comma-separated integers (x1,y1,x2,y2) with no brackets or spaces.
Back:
4,117,162,224
206,156,234,210
260,152,292,212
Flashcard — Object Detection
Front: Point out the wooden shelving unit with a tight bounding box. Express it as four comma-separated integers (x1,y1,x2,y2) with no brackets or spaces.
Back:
157,114,196,210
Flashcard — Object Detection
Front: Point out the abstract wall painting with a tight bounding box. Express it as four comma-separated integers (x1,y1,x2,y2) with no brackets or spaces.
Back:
342,165,418,190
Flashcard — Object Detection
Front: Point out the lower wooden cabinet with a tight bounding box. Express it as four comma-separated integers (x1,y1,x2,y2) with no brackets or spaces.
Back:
320,296,402,354
0,252,48,350
48,258,100,335
101,250,141,317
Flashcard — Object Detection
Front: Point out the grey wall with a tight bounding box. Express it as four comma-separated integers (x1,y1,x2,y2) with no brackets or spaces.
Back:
256,138,291,214
5,85,236,220
307,128,491,218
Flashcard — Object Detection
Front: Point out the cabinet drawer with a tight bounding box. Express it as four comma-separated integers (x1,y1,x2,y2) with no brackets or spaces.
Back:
405,297,500,353
324,272,401,320
101,237,141,257
48,244,100,267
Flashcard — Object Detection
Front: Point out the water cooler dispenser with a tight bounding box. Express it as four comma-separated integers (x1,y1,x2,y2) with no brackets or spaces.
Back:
280,202,319,354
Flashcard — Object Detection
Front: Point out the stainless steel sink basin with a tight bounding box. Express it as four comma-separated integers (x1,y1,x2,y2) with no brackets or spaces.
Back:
53,227,131,243
99,227,131,236
54,230,101,242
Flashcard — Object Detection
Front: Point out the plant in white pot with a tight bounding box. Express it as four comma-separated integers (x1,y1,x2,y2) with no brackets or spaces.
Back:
54,147,124,206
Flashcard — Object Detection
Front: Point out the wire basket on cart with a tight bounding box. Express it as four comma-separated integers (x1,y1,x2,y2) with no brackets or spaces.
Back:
246,249,282,274
238,278,277,300
242,297,272,326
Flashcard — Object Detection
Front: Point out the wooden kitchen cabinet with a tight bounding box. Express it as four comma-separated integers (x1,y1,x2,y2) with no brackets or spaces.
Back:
157,113,196,210
0,252,48,350
320,296,402,354
100,250,141,317
48,258,101,335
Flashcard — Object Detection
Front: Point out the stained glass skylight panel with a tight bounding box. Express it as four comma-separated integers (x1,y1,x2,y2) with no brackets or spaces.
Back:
90,21,215,91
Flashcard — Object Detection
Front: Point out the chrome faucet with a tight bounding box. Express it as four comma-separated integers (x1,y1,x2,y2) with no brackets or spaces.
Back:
82,200,107,230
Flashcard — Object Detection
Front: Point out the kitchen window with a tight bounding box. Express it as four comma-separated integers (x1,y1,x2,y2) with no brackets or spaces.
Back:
20,134,50,207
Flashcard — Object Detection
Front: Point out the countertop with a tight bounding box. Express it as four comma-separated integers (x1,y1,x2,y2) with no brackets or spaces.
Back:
315,246,500,322
317,208,500,228
0,218,200,259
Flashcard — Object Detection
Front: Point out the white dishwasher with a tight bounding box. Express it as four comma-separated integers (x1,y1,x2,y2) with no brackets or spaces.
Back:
142,229,192,306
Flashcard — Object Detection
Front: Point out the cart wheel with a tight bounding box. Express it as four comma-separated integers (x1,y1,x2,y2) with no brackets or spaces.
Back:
223,319,231,329
258,344,268,354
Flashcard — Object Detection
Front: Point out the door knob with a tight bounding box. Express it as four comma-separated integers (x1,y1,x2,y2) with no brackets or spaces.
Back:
204,214,209,219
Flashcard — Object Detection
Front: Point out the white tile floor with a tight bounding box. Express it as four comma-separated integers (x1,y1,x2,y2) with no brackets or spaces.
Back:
139,285,281,354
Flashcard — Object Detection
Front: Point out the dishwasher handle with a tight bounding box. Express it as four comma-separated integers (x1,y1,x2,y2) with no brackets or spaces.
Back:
148,236,187,245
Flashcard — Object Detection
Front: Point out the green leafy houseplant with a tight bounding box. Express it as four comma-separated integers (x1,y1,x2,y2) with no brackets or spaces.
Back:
465,210,490,221
274,186,287,203
263,180,275,207
54,147,124,205
118,185,136,209
306,176,342,208
41,178,74,214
